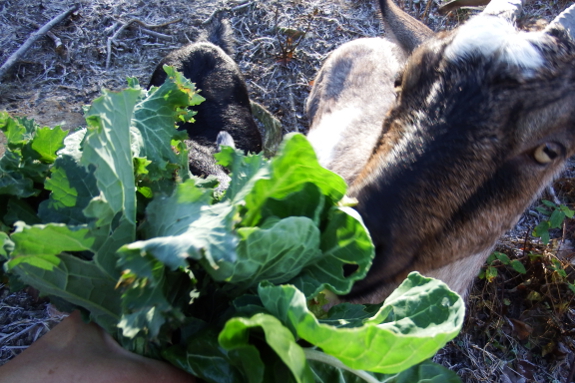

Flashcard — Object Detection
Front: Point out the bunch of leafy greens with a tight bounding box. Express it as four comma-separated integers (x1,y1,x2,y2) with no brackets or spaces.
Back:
0,67,465,383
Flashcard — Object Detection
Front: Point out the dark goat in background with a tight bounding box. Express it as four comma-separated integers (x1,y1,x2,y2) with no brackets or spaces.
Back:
149,19,262,182
307,0,575,303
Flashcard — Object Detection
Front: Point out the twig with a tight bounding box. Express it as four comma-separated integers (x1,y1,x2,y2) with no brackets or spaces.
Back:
139,28,172,41
24,19,64,52
0,4,78,81
106,17,182,69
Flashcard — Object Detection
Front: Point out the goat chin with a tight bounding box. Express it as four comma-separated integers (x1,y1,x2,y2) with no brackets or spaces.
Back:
307,0,575,304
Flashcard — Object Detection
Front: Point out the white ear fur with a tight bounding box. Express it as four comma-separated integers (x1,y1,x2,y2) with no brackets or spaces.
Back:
445,16,547,75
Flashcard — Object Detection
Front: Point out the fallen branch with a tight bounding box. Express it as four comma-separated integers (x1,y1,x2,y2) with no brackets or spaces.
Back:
106,17,182,69
25,19,65,55
0,4,78,82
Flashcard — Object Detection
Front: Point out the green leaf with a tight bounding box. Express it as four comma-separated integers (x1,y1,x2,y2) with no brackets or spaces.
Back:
6,223,120,331
30,126,68,163
38,155,99,225
132,66,204,181
82,87,142,276
0,231,14,259
549,209,565,229
118,179,237,271
163,330,247,383
219,313,315,383
0,113,34,146
532,221,550,244
6,222,95,270
510,259,527,274
291,206,374,297
215,146,266,204
207,216,322,288
485,266,498,282
4,198,41,226
560,204,575,219
242,134,346,227
117,252,184,340
307,356,461,383
258,273,464,374
493,252,510,264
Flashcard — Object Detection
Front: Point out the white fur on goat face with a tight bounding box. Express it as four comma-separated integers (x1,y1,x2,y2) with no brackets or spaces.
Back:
444,15,549,74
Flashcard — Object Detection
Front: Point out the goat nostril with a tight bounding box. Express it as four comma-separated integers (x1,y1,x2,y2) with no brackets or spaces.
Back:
533,142,561,164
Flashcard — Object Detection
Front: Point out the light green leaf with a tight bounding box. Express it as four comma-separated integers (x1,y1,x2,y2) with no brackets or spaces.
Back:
38,155,99,225
31,126,68,163
215,146,266,204
258,273,464,374
307,358,461,383
242,133,346,226
549,209,566,229
118,179,237,270
207,216,322,287
133,66,203,180
6,222,120,331
82,87,141,276
291,207,374,297
219,313,315,383
6,222,95,270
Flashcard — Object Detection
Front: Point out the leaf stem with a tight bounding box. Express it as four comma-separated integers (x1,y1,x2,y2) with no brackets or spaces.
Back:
303,348,382,383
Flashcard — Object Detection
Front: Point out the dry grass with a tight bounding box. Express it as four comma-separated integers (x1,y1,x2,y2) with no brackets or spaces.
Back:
1,0,574,381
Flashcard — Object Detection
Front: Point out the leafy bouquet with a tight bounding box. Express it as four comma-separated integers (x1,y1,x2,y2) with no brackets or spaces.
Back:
0,68,464,382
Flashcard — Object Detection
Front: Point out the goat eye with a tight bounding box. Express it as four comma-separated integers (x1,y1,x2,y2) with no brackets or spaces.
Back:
533,142,562,164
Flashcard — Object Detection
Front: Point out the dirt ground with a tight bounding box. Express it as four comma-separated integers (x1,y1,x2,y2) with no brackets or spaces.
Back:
1,0,575,382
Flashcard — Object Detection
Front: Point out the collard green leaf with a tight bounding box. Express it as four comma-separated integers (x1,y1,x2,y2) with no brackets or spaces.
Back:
0,112,35,146
4,198,41,226
6,222,95,270
30,125,68,163
38,155,99,225
215,146,266,204
117,251,185,340
207,216,322,288
82,87,140,228
291,206,374,297
242,134,346,226
6,223,120,331
219,313,315,383
163,330,246,383
307,358,461,383
259,182,325,226
0,231,13,259
0,115,49,198
82,87,142,276
132,67,203,180
118,179,237,270
258,273,464,374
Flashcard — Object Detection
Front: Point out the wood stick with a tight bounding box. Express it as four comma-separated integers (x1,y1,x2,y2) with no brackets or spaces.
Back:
25,19,64,53
0,4,79,82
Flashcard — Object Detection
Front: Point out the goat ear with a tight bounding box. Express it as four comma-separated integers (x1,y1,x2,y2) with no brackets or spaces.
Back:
545,3,575,41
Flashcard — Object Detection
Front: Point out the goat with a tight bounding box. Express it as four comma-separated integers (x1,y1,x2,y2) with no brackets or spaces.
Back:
306,0,575,303
149,19,262,184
